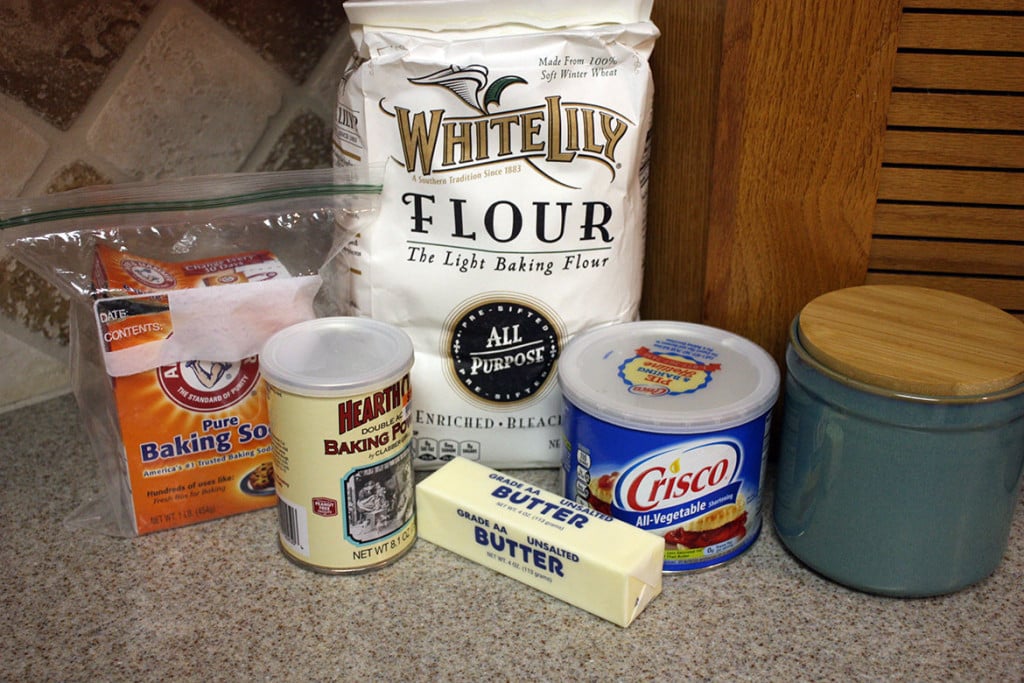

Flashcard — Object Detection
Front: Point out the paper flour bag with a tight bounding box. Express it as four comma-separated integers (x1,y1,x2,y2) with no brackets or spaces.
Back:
336,0,659,469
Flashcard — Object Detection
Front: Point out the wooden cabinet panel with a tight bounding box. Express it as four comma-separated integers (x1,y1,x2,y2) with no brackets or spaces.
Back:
700,1,902,362
874,204,1024,241
894,53,1024,91
882,130,1024,168
865,273,1024,322
643,0,1021,363
870,1,1023,319
870,239,1024,277
879,167,1024,205
898,12,1023,51
642,1,725,325
887,92,1024,130
903,0,1024,8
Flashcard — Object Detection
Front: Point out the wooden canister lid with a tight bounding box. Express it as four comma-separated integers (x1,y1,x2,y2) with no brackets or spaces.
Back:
798,285,1024,396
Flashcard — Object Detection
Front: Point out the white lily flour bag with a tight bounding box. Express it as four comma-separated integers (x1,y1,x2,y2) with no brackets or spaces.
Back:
335,0,659,469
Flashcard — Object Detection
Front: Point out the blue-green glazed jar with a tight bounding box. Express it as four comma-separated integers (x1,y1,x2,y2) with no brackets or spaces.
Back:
774,286,1024,597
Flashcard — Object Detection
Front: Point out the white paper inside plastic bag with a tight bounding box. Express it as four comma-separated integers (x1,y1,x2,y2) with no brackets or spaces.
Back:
98,274,321,377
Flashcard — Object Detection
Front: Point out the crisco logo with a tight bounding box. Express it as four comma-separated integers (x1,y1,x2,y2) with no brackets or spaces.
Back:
388,64,632,181
618,440,740,513
629,385,668,396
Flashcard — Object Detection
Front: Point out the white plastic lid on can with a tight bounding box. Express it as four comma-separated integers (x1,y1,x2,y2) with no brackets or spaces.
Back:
260,317,414,397
558,321,780,433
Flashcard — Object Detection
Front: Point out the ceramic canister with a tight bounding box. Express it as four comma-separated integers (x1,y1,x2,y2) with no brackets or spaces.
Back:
559,321,780,572
775,285,1024,597
260,317,416,573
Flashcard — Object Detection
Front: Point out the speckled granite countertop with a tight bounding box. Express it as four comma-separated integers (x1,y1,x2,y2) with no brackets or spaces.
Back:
2,395,1022,682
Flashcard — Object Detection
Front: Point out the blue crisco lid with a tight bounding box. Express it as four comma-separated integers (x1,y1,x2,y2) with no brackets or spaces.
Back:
260,317,414,397
558,321,780,433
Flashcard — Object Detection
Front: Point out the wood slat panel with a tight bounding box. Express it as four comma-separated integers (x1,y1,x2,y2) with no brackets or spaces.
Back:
882,130,1024,167
893,53,1024,91
898,13,1024,51
864,271,1024,311
887,92,1024,130
868,4,1022,320
878,167,1024,204
869,238,1024,276
874,204,1024,240
902,0,1024,9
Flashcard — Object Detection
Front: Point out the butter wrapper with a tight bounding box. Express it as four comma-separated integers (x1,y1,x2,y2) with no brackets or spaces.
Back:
415,457,663,627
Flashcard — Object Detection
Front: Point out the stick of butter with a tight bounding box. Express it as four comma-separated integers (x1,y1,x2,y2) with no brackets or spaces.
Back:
415,457,663,627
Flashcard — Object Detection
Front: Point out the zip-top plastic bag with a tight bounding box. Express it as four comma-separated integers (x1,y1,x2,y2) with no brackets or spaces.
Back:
336,0,659,470
3,167,381,536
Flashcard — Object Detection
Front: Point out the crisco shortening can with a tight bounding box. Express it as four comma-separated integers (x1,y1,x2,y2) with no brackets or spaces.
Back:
261,317,416,573
559,321,779,572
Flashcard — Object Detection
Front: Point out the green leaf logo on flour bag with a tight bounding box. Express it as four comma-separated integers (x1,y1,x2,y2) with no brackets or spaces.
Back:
408,65,525,114
336,0,659,469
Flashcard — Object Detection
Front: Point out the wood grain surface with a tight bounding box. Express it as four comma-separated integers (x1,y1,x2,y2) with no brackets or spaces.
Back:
902,0,1024,8
869,239,1024,277
642,0,1020,366
882,130,1024,168
642,0,725,325
893,53,1024,92
878,167,1024,206
874,204,1024,241
865,272,1024,312
898,12,1023,51
886,92,1023,130
700,0,902,362
798,285,1024,396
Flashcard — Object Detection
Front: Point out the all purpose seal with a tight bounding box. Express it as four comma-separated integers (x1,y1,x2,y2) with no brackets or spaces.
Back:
558,321,780,572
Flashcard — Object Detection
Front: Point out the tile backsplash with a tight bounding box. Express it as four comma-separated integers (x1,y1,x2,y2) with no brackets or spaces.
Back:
0,0,352,411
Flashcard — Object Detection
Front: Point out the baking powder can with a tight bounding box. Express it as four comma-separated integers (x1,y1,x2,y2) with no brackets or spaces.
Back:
559,321,780,572
260,317,416,573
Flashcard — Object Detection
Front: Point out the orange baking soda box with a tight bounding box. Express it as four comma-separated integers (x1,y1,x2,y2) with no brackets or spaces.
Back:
93,244,285,534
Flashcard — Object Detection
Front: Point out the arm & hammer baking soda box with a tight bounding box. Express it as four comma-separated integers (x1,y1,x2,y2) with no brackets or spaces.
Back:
92,244,289,534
